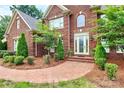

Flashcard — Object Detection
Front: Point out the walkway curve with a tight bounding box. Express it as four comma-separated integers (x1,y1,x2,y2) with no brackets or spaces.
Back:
0,61,94,83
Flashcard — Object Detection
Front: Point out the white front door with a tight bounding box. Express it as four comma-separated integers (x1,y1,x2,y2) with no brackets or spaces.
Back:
74,33,89,55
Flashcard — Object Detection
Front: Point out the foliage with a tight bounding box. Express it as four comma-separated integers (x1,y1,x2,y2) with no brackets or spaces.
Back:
105,63,118,80
55,37,64,60
27,56,34,65
0,50,8,58
94,6,124,51
3,56,10,63
0,77,96,88
16,33,28,58
34,22,60,55
3,52,10,59
95,58,107,70
0,16,11,40
95,43,106,60
10,5,43,19
3,56,15,63
43,55,50,64
0,40,6,50
91,48,96,57
14,56,24,65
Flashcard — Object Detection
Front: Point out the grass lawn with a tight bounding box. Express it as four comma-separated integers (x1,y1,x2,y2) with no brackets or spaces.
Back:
0,77,96,88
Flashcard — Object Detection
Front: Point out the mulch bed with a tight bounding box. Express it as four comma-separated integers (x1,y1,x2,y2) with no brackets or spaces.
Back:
85,59,124,88
0,57,65,70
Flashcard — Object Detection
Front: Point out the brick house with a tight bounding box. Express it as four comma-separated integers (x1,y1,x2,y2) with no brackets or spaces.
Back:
5,5,124,60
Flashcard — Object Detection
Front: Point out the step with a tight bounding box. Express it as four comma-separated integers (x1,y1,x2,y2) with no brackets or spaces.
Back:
67,56,94,63
69,56,94,60
67,59,94,63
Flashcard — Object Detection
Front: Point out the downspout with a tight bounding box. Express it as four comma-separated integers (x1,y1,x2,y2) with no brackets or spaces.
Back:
68,15,71,50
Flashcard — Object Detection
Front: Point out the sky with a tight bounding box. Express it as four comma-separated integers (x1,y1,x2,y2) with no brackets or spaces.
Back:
0,5,48,16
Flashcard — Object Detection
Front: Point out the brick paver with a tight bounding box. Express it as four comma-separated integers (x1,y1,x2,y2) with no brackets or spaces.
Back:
0,61,94,83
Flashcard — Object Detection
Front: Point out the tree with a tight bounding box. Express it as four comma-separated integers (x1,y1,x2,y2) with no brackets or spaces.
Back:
94,6,124,52
33,22,60,55
56,37,64,60
10,5,43,19
16,33,28,57
0,16,11,40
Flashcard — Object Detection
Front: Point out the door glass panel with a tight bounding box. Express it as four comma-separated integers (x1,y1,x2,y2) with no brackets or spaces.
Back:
79,36,84,52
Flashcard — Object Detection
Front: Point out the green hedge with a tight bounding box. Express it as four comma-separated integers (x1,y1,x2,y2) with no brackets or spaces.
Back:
14,56,24,65
105,63,118,80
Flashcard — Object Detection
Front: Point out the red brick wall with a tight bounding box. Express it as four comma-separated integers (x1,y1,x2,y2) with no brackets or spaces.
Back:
44,5,97,56
45,5,70,53
65,5,97,55
6,13,34,56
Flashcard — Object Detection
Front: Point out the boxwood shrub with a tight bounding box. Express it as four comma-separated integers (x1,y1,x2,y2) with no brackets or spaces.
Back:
105,63,118,80
3,56,15,63
27,56,34,65
14,56,24,65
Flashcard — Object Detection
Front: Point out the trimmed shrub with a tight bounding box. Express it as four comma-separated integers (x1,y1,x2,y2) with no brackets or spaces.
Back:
95,43,107,60
43,55,50,64
105,63,118,80
55,37,64,60
16,33,28,58
14,56,24,65
27,56,34,65
0,50,7,58
3,56,15,63
3,56,10,63
96,58,107,70
3,53,10,59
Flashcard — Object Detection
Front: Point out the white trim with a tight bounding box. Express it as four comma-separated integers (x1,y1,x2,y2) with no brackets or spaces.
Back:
43,5,70,18
116,46,124,53
74,32,89,55
5,10,32,36
17,10,32,30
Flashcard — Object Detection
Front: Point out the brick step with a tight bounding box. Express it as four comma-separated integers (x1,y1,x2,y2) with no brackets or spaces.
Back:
67,56,94,63
69,56,94,60
67,59,94,63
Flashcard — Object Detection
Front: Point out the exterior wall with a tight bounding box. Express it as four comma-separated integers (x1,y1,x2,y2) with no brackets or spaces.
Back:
6,14,34,56
65,5,97,55
44,5,70,53
44,5,97,56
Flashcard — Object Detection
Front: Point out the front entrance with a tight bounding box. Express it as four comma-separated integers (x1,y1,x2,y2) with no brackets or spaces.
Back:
74,33,89,55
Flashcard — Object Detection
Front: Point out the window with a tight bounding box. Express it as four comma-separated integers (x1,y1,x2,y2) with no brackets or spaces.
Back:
49,17,64,29
101,39,109,53
77,15,85,27
116,45,124,53
14,39,18,51
17,19,20,29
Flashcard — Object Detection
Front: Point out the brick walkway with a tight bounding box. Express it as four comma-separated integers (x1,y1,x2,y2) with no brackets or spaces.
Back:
0,61,94,83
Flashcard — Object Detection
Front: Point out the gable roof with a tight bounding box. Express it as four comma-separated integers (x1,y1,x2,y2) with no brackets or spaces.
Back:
43,5,70,18
5,9,38,35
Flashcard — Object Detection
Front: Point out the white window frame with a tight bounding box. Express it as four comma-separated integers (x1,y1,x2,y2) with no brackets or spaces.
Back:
77,15,85,27
49,17,64,29
17,18,20,29
101,39,110,53
116,45,124,53
14,39,18,52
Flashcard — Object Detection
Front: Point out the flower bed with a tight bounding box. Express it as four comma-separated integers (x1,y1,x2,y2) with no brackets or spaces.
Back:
0,57,65,70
